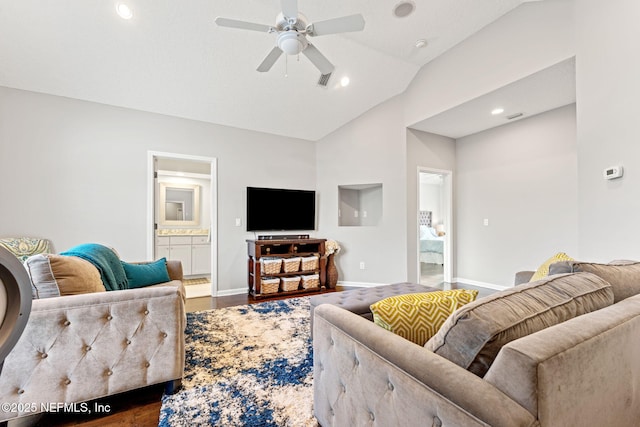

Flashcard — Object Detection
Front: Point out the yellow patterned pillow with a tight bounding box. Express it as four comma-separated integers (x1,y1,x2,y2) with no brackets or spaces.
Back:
529,252,574,282
370,289,479,345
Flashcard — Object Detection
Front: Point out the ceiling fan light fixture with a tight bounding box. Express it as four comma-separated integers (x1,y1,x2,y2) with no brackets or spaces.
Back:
277,31,307,55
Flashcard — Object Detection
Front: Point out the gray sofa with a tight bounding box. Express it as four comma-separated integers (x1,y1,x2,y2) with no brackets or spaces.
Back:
0,259,186,423
313,262,640,426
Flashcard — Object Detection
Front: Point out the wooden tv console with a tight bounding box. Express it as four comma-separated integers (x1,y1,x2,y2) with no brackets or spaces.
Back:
247,238,329,299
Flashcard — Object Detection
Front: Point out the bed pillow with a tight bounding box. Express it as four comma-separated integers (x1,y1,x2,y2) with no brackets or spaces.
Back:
425,272,614,377
370,289,478,345
121,258,171,289
529,252,574,282
24,254,106,298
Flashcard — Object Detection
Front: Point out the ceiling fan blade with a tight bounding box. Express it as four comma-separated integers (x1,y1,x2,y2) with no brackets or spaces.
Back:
214,17,274,33
307,14,365,36
302,44,334,75
281,0,298,21
257,47,283,72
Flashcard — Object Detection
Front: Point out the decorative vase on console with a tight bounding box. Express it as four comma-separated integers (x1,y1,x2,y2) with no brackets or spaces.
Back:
325,240,341,288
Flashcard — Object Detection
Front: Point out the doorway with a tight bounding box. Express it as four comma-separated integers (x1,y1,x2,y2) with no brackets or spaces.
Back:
147,151,218,298
417,168,453,286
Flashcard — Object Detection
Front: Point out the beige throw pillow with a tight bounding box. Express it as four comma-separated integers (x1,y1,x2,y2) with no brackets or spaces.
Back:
25,254,106,297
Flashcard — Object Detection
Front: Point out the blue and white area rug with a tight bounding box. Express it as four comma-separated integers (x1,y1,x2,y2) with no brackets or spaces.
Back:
158,297,317,426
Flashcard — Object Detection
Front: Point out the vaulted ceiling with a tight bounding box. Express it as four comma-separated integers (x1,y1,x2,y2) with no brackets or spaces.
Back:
1,0,558,141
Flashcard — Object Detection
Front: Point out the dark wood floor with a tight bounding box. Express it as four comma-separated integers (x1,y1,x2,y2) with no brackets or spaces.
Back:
21,282,491,427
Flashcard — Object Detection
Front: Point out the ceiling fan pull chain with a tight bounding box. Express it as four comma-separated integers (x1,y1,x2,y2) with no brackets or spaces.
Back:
285,54,288,77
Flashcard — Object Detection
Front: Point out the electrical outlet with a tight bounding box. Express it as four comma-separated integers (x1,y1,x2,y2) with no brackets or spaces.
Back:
359,261,365,270
354,210,359,218
363,210,368,218
483,218,489,226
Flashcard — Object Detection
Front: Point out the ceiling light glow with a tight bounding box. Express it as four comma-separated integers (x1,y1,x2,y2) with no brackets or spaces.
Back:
340,76,350,87
491,107,504,115
116,3,133,20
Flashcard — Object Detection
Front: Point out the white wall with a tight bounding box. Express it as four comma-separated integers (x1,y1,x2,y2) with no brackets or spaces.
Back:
316,1,576,286
406,130,456,283
455,104,578,286
420,181,442,222
0,0,597,291
316,96,408,285
404,0,575,127
575,0,640,261
0,86,316,293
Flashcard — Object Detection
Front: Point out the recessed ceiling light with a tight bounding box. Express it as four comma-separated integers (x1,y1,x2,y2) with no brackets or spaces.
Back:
491,107,504,115
393,1,416,18
116,3,133,20
340,76,350,87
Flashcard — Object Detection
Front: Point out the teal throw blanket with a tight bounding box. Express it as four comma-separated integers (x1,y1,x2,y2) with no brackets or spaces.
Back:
61,243,128,291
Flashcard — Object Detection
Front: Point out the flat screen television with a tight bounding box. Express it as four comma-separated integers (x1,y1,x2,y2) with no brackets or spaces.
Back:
246,186,316,232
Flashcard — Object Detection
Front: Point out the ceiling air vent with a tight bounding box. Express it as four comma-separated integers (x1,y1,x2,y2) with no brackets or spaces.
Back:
317,72,332,88
507,112,524,120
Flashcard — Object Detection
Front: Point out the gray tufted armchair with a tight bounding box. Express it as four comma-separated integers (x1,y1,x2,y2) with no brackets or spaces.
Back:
0,261,186,423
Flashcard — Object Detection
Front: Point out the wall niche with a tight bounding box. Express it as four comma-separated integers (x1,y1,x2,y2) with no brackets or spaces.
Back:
338,183,382,227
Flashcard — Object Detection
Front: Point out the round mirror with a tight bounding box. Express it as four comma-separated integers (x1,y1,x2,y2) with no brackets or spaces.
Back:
0,246,32,369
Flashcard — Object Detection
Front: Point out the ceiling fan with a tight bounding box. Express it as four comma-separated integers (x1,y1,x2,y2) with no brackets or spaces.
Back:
214,0,365,75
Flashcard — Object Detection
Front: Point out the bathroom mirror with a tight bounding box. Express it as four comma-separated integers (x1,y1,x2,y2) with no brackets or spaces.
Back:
159,183,201,226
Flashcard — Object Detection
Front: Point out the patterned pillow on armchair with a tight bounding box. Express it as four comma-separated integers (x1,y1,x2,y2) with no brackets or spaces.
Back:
0,237,51,262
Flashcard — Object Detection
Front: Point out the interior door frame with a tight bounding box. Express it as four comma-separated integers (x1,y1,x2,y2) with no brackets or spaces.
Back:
416,166,453,283
147,151,218,296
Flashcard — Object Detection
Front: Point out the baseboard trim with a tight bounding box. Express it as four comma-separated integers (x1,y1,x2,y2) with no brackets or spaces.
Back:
337,281,388,288
216,288,248,297
453,277,510,291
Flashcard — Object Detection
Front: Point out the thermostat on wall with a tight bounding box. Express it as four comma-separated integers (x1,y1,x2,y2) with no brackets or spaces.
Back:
603,165,623,180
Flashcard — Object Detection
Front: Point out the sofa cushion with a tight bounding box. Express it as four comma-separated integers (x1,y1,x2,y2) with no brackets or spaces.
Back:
25,254,106,298
424,272,614,377
549,260,640,303
121,258,171,289
529,252,574,282
370,289,478,345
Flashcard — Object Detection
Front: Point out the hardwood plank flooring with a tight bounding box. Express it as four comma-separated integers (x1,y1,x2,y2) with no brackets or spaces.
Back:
15,283,492,427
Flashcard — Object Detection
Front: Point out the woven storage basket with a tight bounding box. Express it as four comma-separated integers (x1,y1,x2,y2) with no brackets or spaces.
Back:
301,274,320,289
280,276,301,292
300,255,319,271
261,277,280,294
282,257,301,273
261,258,282,275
